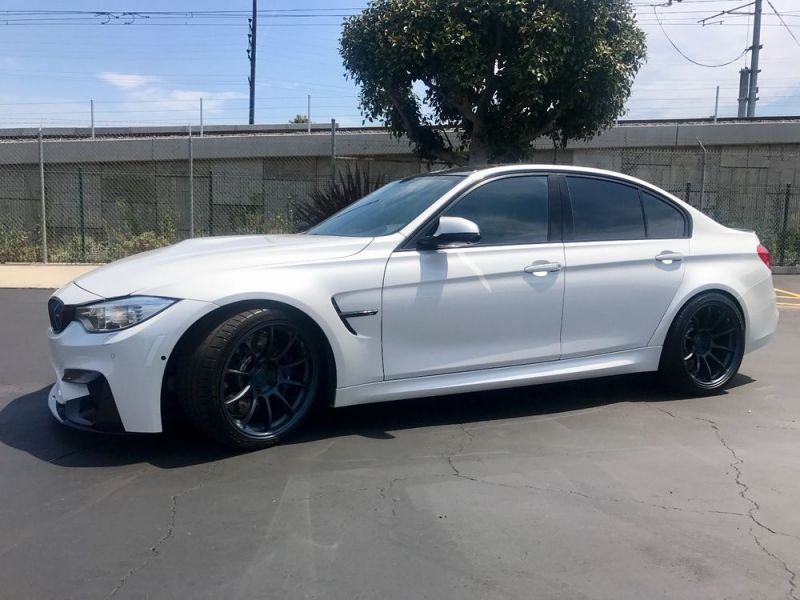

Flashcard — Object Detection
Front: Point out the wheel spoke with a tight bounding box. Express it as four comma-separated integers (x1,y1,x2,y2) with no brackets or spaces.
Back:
272,331,298,362
281,354,309,368
274,390,295,415
227,368,250,377
700,356,713,381
224,383,251,405
712,327,737,339
280,379,309,389
707,353,727,369
242,339,259,360
711,342,735,352
238,396,259,427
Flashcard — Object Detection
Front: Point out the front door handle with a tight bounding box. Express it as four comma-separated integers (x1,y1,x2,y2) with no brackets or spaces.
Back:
655,252,684,264
524,261,562,277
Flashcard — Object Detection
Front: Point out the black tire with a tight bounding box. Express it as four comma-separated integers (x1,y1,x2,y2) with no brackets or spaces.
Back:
659,292,745,395
176,307,328,450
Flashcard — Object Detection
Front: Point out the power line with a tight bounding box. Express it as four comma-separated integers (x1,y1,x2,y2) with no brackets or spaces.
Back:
652,6,749,66
766,0,800,48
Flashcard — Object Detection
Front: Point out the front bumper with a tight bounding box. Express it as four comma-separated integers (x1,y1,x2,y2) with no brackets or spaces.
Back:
48,283,217,433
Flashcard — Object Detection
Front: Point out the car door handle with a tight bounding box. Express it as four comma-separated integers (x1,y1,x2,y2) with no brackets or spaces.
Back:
524,261,562,276
655,252,684,264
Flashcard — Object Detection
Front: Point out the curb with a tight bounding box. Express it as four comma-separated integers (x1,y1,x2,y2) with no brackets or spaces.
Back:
0,264,99,289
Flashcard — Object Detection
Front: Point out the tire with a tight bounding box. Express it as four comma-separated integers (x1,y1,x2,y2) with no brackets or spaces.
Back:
176,307,328,450
659,292,745,395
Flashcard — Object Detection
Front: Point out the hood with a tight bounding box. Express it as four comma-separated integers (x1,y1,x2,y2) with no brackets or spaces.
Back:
74,234,372,298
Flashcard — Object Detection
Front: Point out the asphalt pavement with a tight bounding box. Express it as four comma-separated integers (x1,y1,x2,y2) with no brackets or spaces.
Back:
0,279,798,600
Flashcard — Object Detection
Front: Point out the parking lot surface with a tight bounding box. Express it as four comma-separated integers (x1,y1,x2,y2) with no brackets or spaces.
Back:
1,278,799,600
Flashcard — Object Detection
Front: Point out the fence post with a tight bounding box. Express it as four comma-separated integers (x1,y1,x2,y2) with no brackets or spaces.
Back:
78,168,86,261
208,170,214,236
188,126,194,238
330,118,337,183
685,182,692,206
38,128,48,264
779,183,791,267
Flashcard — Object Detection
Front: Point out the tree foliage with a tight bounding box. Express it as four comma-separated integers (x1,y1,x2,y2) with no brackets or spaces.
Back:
340,0,646,165
289,114,310,123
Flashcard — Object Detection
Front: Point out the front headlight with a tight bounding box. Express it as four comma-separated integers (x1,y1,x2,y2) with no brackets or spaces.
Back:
75,296,177,333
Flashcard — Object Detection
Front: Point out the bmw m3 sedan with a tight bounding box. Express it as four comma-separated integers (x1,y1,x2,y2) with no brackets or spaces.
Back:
47,165,778,449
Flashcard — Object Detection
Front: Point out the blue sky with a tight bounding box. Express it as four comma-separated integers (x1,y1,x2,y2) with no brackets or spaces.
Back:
0,0,799,128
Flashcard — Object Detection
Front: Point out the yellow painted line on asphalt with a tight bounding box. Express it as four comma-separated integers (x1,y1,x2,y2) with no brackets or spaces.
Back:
775,288,800,299
777,303,800,309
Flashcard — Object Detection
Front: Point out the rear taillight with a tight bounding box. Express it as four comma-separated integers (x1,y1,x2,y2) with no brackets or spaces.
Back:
757,244,771,269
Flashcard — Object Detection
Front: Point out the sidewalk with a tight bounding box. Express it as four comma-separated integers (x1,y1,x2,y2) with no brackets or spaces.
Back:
0,264,98,289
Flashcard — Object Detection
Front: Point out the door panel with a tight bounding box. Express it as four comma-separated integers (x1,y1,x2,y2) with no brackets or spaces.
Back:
561,239,688,358
382,243,566,379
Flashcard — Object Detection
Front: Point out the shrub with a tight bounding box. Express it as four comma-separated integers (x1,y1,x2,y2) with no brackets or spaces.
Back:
293,164,387,229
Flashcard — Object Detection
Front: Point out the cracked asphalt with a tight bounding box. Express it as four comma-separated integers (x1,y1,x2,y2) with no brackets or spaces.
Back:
1,278,799,600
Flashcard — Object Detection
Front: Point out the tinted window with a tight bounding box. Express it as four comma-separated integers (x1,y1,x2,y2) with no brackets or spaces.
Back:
308,175,464,237
442,176,549,245
567,177,645,241
641,191,686,238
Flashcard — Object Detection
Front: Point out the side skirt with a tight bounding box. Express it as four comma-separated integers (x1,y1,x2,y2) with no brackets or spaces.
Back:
334,347,662,408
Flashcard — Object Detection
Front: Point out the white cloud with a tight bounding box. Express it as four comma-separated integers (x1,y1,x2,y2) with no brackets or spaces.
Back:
98,72,160,90
96,72,246,125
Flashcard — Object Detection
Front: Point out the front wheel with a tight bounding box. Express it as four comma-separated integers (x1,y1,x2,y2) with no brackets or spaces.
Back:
659,292,745,395
177,307,326,450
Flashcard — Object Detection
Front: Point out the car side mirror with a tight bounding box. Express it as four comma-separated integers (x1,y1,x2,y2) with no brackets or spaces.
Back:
417,216,481,250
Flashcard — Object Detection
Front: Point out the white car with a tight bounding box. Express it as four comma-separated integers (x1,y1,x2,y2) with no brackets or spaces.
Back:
47,165,778,450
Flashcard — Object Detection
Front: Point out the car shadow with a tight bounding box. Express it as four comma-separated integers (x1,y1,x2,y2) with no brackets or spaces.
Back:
0,372,756,469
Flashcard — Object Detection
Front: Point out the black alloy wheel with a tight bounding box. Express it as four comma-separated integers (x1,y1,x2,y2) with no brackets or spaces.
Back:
660,292,745,395
177,307,326,450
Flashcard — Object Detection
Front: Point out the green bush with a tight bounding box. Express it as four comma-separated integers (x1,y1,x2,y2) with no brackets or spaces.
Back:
0,223,40,263
293,164,387,230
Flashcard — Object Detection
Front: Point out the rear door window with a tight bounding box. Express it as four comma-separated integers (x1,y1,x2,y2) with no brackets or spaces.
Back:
566,176,645,241
641,191,687,239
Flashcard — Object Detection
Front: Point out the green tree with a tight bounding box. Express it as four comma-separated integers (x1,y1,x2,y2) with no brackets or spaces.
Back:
340,0,646,165
289,114,310,124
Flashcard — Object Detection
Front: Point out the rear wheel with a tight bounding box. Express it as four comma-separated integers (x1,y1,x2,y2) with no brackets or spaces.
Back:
177,307,326,450
659,292,745,395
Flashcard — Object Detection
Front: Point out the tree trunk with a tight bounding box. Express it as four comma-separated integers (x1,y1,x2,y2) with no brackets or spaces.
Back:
468,138,490,167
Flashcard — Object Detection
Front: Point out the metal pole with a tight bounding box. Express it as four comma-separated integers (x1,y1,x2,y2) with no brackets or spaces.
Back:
208,170,214,236
188,126,194,238
737,69,750,118
307,94,311,134
90,99,95,139
38,129,48,264
330,118,337,183
248,0,257,125
78,168,85,261
200,97,204,137
779,183,791,266
696,137,707,211
746,0,762,117
713,86,719,123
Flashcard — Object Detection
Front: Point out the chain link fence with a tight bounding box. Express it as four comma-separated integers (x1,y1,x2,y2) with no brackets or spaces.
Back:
1,129,799,266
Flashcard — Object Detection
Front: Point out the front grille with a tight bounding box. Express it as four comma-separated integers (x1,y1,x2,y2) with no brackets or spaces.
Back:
48,297,75,333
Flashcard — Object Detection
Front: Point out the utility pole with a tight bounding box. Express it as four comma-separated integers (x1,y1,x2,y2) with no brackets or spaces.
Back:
737,69,750,118
746,0,762,117
248,0,257,125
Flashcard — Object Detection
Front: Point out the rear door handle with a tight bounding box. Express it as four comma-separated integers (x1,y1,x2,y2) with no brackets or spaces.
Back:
524,261,562,276
655,252,684,264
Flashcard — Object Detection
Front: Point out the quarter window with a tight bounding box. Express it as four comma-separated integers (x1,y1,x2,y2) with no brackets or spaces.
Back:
442,176,549,245
566,177,645,241
641,191,686,238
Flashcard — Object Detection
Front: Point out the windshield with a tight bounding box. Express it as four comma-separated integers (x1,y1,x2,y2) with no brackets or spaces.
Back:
307,175,465,237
